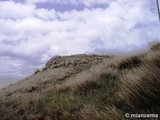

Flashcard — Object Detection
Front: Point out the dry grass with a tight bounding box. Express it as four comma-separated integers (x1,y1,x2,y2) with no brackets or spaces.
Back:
120,65,160,111
149,41,160,51
145,51,160,68
119,49,160,113
116,55,143,70
0,42,160,119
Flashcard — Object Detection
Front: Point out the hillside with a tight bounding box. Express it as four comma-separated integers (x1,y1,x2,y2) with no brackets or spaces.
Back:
0,42,160,120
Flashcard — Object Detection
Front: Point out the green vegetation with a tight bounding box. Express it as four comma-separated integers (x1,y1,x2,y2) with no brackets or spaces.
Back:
0,42,160,120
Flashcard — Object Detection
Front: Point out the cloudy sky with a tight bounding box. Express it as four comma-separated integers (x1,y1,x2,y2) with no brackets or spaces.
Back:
0,0,159,88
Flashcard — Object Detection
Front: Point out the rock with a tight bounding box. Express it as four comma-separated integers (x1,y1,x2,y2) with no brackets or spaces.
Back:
43,55,111,71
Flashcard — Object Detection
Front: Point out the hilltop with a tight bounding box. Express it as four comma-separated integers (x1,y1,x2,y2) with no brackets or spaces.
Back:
0,42,160,120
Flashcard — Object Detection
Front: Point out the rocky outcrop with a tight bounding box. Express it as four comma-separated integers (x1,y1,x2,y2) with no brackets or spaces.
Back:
43,54,112,70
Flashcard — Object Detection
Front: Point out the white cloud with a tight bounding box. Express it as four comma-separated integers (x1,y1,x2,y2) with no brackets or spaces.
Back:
0,0,159,87
0,1,35,19
26,0,113,6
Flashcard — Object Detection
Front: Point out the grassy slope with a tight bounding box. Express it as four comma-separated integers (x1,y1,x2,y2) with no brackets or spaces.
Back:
0,43,160,120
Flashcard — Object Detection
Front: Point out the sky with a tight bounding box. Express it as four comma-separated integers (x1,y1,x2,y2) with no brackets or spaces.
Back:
0,0,159,88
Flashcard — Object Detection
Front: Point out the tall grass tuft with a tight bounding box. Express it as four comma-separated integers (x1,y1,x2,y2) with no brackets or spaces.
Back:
117,56,142,70
120,65,160,112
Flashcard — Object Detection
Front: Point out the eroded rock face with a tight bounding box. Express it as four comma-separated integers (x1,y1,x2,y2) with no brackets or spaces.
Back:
43,54,111,70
